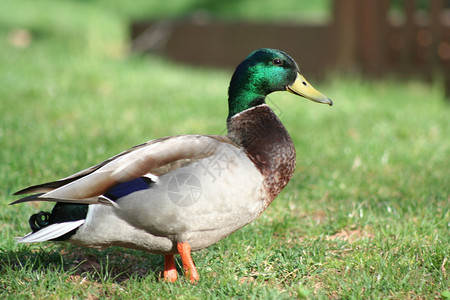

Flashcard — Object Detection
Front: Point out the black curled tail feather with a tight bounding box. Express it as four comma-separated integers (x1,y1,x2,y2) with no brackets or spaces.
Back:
29,211,51,232
25,203,89,241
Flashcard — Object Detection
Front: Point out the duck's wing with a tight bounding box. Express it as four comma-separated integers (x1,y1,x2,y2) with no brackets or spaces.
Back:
11,135,239,205
13,139,159,196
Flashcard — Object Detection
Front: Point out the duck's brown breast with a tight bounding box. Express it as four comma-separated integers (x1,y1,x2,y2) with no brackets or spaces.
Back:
227,104,296,206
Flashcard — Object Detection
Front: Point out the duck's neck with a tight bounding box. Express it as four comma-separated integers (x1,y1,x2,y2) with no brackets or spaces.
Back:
227,70,267,119
226,104,296,202
227,93,265,119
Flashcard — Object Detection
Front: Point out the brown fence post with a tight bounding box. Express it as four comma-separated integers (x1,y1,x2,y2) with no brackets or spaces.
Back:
403,0,417,73
430,0,450,100
430,0,443,65
356,0,391,76
332,0,358,71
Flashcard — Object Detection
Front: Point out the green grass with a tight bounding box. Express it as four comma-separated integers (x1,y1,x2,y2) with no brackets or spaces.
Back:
1,0,449,299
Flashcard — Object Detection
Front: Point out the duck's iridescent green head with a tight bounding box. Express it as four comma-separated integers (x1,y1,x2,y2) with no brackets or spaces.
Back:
227,48,332,119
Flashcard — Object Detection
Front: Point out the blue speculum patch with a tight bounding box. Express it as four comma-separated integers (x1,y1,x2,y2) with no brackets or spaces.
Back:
104,177,153,200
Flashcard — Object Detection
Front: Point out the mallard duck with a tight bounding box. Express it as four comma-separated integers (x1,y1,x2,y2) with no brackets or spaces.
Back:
11,48,332,283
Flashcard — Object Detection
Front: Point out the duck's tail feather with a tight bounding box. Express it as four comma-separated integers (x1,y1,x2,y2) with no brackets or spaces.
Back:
18,220,85,243
13,177,83,196
10,194,104,206
17,203,89,243
9,193,44,205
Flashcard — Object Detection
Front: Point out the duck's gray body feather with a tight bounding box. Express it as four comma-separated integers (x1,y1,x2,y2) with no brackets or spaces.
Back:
71,142,264,254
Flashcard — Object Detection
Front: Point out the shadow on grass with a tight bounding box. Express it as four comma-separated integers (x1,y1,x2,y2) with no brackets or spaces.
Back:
0,244,170,284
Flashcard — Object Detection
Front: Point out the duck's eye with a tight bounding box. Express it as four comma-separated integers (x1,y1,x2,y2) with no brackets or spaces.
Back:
273,58,283,66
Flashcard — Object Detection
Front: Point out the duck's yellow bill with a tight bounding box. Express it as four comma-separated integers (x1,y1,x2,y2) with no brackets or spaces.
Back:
287,73,333,106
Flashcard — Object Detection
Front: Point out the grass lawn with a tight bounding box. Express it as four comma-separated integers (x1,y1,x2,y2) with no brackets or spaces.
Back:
1,0,448,298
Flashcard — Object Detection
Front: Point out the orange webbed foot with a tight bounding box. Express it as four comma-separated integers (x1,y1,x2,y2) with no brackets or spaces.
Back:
177,242,199,283
163,254,178,282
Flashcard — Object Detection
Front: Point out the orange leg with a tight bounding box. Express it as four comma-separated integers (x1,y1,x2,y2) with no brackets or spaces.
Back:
177,242,199,283
163,254,178,282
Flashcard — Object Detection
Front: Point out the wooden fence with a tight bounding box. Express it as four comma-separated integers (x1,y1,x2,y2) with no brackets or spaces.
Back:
131,0,450,98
